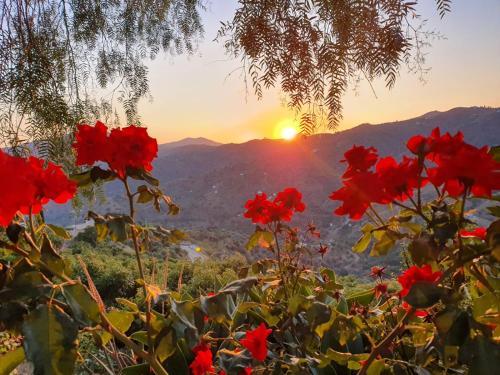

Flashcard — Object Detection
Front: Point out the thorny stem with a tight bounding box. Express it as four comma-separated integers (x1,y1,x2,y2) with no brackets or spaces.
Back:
122,177,156,372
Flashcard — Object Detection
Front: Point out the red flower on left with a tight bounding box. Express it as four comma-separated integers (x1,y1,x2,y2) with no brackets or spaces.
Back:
190,343,215,375
73,121,158,177
0,151,76,227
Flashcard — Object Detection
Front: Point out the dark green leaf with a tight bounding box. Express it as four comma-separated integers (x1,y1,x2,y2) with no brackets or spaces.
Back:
62,282,101,326
22,304,78,375
404,281,443,308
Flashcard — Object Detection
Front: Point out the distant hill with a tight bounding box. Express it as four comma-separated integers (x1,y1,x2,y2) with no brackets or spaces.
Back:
46,106,500,275
158,137,221,157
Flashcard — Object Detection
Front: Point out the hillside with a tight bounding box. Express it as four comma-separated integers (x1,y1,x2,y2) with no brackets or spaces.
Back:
47,106,500,274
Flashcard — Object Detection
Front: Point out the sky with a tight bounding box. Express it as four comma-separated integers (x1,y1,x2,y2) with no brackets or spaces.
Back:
138,0,500,144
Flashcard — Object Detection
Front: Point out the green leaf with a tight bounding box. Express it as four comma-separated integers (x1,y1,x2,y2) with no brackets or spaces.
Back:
490,145,500,162
122,363,152,375
40,235,69,277
22,304,78,375
352,223,374,253
486,206,500,218
245,230,274,251
306,301,331,328
366,359,385,375
156,329,176,362
130,331,149,345
408,235,439,266
47,224,71,240
346,289,375,307
0,347,25,375
62,282,101,326
107,217,129,242
116,298,139,312
137,185,154,204
219,277,258,294
100,310,134,346
370,230,401,256
404,281,443,308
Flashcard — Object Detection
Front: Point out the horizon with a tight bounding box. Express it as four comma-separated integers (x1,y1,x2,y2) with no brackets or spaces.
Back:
160,105,500,145
138,1,500,144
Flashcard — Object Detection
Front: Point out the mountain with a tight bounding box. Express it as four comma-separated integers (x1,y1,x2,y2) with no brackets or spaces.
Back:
46,106,500,274
157,137,221,157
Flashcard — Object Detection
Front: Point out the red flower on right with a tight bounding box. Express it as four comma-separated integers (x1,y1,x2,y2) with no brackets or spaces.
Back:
397,265,442,298
240,323,272,361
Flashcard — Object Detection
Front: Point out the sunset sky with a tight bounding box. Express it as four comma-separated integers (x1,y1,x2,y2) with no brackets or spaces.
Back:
138,1,500,144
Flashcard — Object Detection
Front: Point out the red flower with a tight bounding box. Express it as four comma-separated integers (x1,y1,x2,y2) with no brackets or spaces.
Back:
370,266,386,279
0,151,76,227
428,143,500,197
401,301,428,318
407,134,433,156
73,122,158,178
73,121,109,166
318,244,328,257
329,172,388,220
341,145,378,178
397,265,442,298
274,188,306,212
460,227,487,241
374,283,388,298
107,125,158,177
306,222,321,238
240,323,272,361
244,193,274,224
190,345,215,375
376,156,423,202
244,188,305,224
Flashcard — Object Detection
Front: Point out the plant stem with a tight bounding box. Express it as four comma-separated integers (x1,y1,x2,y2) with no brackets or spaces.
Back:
122,177,156,371
273,226,289,299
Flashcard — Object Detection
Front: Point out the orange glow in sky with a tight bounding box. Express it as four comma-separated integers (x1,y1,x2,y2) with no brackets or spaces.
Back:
274,119,299,140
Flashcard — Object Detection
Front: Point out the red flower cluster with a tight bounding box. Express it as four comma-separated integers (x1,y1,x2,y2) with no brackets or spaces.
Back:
459,227,487,241
373,283,388,298
244,188,305,224
331,127,500,219
190,343,215,375
0,151,76,227
397,265,442,298
73,121,158,178
240,323,272,361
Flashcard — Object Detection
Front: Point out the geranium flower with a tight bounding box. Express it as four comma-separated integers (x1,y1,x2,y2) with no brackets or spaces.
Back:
0,151,76,227
428,143,499,197
374,283,388,298
108,125,158,177
190,344,215,375
459,227,487,241
318,244,328,257
240,323,272,361
274,187,306,212
329,171,388,220
397,265,442,298
244,193,274,224
376,156,424,201
73,122,158,178
73,121,109,166
407,134,433,156
401,301,428,318
341,145,378,178
370,266,386,279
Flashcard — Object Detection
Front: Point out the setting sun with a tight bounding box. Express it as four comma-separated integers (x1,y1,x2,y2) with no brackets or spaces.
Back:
281,126,298,140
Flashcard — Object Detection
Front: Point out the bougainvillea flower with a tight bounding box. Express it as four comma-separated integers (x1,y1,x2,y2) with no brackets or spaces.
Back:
329,172,388,220
108,125,158,177
274,187,306,212
341,145,378,178
397,265,442,297
73,121,109,166
190,344,215,375
374,283,388,298
459,227,487,241
376,156,424,202
370,266,386,279
241,323,272,361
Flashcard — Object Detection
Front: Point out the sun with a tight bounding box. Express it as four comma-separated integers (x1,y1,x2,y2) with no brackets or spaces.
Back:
281,126,298,140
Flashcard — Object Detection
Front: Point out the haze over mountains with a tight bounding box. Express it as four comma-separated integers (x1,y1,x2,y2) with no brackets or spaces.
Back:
48,106,500,274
